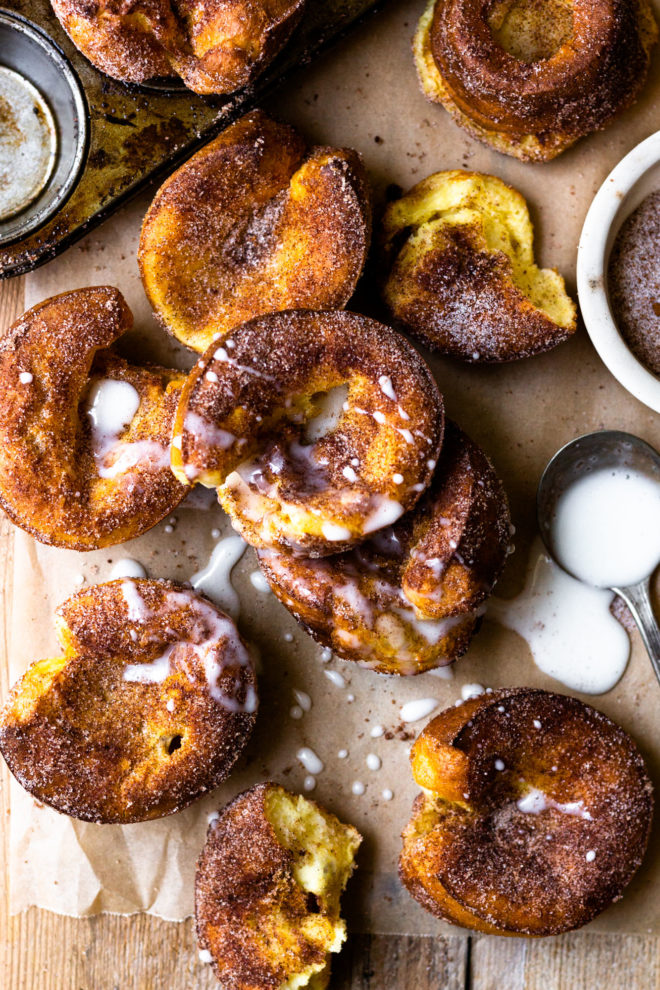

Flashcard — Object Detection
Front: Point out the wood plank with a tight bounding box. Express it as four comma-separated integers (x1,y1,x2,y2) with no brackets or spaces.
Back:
471,932,660,990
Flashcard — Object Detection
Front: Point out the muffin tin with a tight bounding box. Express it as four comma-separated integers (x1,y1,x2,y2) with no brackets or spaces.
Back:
0,0,383,278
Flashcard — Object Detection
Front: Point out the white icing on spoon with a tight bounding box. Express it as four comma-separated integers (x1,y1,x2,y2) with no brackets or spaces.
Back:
190,536,247,619
550,467,660,588
488,538,630,694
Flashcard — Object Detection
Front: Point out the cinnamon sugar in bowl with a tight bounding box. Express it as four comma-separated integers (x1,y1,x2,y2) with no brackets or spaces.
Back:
578,131,660,413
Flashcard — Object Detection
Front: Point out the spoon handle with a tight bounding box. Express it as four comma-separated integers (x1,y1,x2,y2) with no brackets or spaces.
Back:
614,579,660,686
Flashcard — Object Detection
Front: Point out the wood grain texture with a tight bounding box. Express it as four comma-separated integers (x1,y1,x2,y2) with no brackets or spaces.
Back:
1,281,659,989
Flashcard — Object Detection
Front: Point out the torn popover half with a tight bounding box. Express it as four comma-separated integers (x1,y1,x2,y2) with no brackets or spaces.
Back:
0,286,187,550
400,688,653,935
139,110,371,353
258,421,511,674
0,580,257,824
196,782,361,989
380,171,577,362
50,0,307,95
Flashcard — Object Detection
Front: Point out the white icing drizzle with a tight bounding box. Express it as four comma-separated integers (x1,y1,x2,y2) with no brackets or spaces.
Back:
87,378,170,479
305,384,350,442
293,689,312,712
190,536,247,620
324,670,347,688
110,559,147,580
123,652,172,684
400,698,438,722
428,665,455,680
361,496,404,534
488,538,630,694
297,747,324,775
322,522,352,541
461,683,485,700
121,580,152,622
516,786,592,820
249,570,271,593
213,346,276,381
121,584,256,713
378,375,397,402
184,411,237,451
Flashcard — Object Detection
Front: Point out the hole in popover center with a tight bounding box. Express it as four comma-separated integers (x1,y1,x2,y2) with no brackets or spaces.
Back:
487,0,574,62
165,734,183,755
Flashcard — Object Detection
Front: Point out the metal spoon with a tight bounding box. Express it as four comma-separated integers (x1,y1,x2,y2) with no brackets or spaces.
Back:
537,430,660,686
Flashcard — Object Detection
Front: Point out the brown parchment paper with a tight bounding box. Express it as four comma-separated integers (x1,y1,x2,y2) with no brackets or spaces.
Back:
7,0,660,936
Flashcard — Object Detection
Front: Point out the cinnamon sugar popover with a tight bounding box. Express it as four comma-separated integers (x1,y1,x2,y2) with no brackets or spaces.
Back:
139,111,371,354
258,421,510,674
172,310,444,557
0,580,257,824
400,688,653,935
196,783,361,990
414,0,658,161
0,287,187,550
50,0,306,94
380,171,577,362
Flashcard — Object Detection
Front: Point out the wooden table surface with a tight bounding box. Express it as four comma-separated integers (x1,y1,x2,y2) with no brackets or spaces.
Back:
2,0,660,977
2,267,660,990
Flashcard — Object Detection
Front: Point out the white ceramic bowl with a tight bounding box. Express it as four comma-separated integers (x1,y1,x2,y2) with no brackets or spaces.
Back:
577,131,660,413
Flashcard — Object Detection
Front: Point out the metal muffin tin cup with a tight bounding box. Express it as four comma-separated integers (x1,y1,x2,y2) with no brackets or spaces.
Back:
0,8,88,247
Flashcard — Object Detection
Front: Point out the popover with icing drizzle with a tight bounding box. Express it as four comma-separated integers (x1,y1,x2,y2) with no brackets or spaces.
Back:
400,688,653,935
0,580,257,824
0,287,187,550
414,0,658,161
196,783,361,990
172,309,444,557
139,111,371,353
380,171,577,362
258,422,510,674
50,0,306,95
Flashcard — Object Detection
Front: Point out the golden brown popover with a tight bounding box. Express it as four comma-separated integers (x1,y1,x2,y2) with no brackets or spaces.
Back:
380,171,577,362
139,111,371,353
258,421,510,674
172,309,444,557
0,579,257,824
400,688,653,935
196,783,361,989
0,286,187,550
50,0,306,95
414,0,658,161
